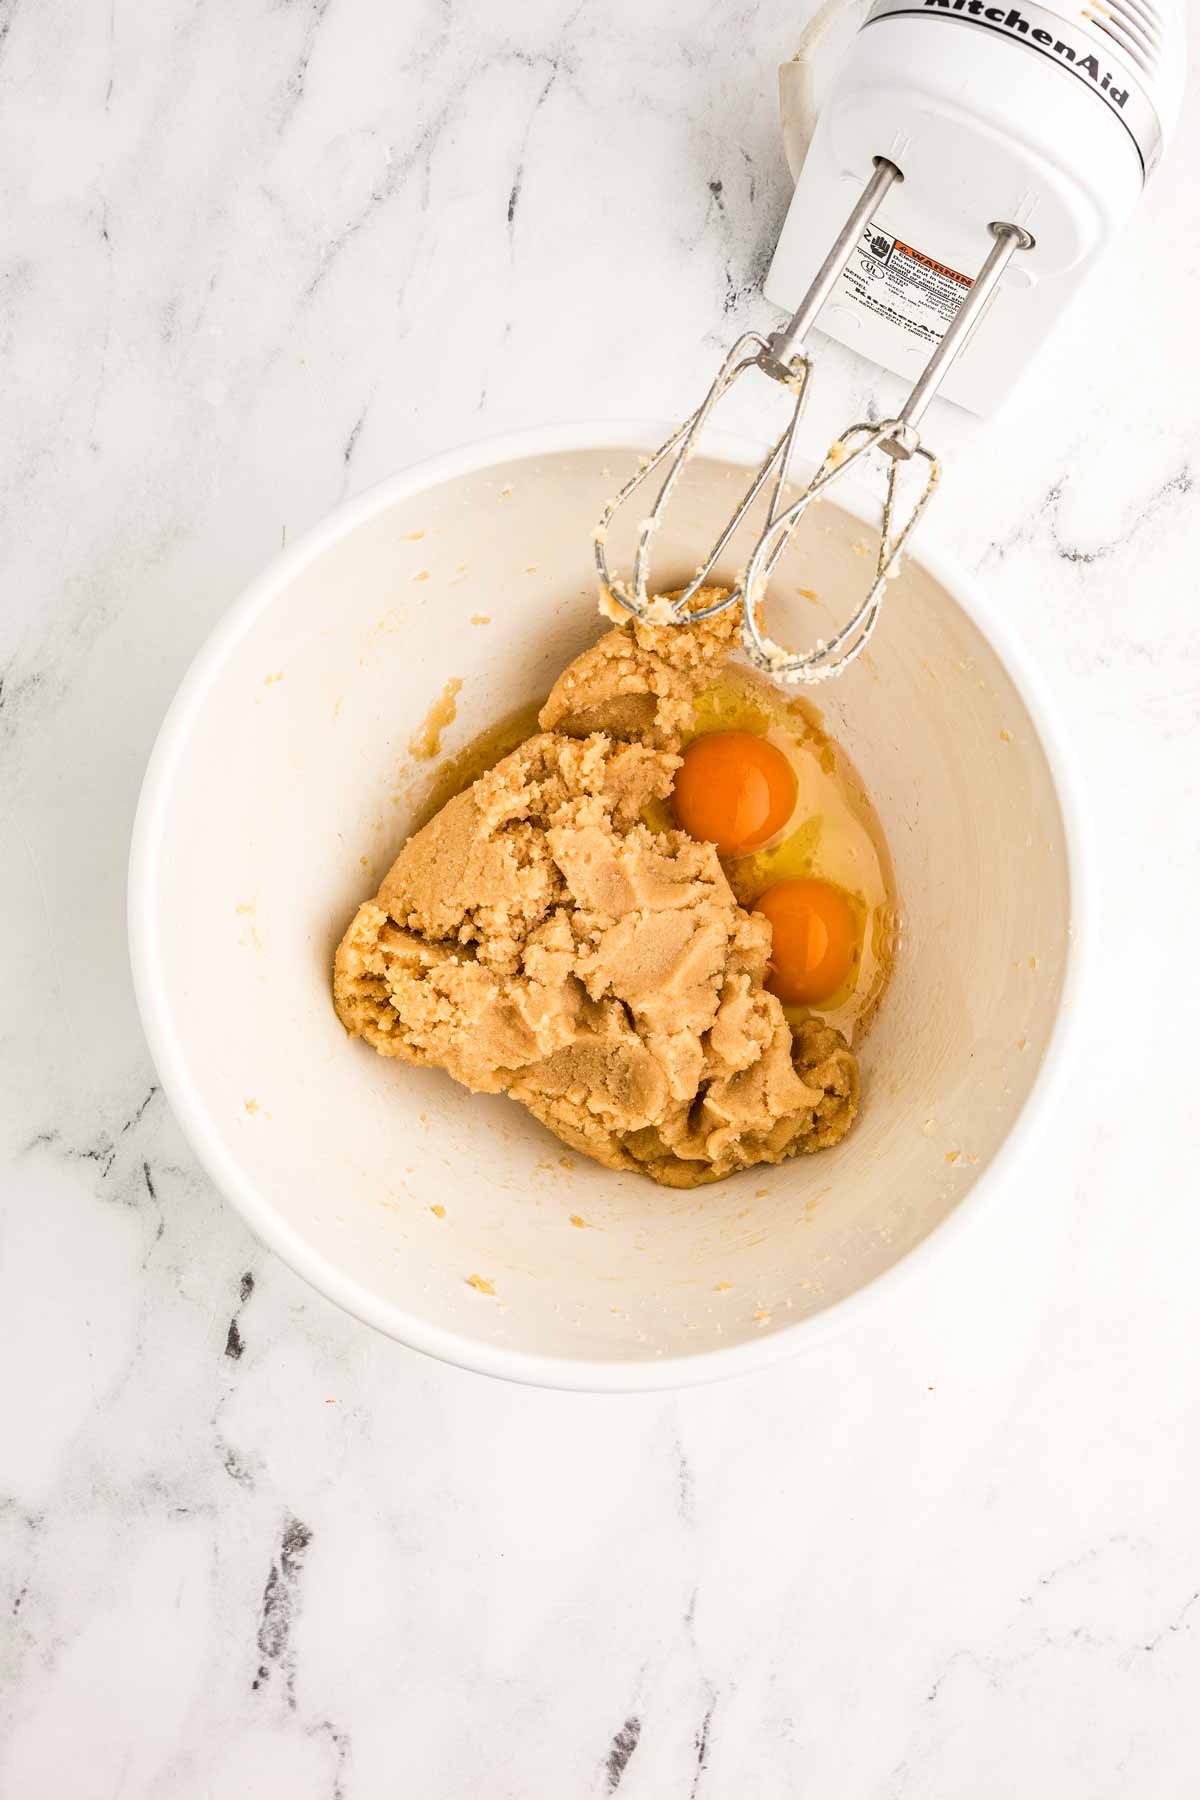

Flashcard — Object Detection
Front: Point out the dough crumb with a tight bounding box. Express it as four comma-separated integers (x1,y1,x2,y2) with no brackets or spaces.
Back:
466,1273,496,1295
334,595,859,1187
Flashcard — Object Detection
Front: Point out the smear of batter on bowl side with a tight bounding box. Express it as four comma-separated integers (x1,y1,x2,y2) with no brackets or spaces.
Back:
408,676,462,760
333,593,865,1188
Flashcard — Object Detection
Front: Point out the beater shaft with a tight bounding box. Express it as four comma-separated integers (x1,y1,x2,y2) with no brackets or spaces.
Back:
766,157,901,370
594,158,900,627
739,218,1033,680
883,221,1033,457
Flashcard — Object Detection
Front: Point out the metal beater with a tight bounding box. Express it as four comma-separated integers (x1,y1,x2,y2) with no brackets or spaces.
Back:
594,156,1031,683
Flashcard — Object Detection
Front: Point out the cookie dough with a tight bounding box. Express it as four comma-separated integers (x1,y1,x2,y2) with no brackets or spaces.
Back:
333,597,858,1186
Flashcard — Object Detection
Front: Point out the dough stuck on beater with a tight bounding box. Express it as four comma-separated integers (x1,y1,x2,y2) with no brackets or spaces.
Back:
333,594,858,1186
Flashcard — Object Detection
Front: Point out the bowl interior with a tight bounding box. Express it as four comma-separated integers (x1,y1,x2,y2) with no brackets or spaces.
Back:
133,440,1072,1378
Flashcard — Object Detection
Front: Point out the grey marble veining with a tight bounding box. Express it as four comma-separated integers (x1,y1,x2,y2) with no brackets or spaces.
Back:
2,1,1200,1794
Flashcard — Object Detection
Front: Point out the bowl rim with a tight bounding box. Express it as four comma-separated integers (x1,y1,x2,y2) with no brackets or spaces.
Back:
127,418,1090,1392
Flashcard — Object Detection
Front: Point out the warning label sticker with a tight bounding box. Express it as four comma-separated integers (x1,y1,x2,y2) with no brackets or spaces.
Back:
836,223,972,346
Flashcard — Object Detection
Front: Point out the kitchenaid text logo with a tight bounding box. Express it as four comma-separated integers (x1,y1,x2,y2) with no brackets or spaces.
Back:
922,0,1130,106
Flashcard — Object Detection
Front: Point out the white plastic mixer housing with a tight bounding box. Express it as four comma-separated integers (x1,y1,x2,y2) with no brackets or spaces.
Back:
766,0,1186,412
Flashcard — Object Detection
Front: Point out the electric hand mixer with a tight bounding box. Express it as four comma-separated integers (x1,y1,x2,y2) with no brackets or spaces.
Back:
595,0,1185,681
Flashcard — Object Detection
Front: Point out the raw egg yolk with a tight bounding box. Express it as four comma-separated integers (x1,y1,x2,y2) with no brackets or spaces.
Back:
755,878,857,1005
671,731,796,858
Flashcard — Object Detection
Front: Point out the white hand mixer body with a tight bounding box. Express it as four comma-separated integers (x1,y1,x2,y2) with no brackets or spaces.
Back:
595,0,1185,681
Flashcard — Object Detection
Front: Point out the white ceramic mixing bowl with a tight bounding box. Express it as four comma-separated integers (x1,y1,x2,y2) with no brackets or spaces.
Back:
128,423,1083,1390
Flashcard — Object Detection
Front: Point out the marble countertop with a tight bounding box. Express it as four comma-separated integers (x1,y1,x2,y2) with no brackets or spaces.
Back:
2,2,1199,1794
